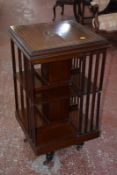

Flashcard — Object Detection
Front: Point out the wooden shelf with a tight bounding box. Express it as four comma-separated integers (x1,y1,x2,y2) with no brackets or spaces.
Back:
36,122,77,145
34,85,76,104
16,70,71,93
17,69,99,100
72,74,99,96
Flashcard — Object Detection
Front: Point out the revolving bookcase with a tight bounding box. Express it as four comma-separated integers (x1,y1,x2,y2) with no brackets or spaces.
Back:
9,20,109,163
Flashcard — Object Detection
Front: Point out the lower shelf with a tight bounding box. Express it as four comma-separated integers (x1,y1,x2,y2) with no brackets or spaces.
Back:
15,109,100,155
34,131,100,155
36,122,77,145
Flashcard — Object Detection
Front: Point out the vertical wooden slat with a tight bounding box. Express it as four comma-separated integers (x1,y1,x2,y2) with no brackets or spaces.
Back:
90,53,100,131
99,51,106,90
29,64,36,143
96,92,101,130
23,58,36,143
72,57,80,73
10,39,18,111
79,56,86,133
85,54,93,133
18,48,24,114
23,56,31,135
72,58,75,70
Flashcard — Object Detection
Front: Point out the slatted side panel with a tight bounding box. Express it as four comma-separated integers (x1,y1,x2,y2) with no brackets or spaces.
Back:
11,39,36,141
70,50,106,134
70,57,81,108
11,39,26,123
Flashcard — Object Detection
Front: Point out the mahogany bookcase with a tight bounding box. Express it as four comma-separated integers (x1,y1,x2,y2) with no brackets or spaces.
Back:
9,20,109,164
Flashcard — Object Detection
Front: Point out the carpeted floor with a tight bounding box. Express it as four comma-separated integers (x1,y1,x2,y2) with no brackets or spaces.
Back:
0,0,117,175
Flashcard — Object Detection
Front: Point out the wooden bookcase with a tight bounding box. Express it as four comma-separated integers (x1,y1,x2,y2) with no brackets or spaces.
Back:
9,20,109,163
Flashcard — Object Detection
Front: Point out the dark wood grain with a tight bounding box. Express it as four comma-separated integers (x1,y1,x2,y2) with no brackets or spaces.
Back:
9,20,109,58
10,20,109,156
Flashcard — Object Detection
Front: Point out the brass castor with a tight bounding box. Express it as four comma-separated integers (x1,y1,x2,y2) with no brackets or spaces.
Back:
43,152,54,165
23,138,28,142
76,142,84,150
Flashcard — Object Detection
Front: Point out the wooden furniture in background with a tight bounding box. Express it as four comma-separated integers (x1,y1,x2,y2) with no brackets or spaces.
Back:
53,0,74,21
52,0,93,23
91,0,117,36
80,0,93,24
52,0,82,22
109,0,117,12
52,0,117,24
78,0,117,24
9,20,109,164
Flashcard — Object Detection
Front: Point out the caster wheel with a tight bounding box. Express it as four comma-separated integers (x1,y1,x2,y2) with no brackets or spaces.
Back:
76,142,84,150
43,152,54,165
23,138,28,142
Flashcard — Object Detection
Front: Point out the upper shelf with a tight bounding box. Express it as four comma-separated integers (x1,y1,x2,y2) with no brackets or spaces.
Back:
16,67,99,103
9,20,109,59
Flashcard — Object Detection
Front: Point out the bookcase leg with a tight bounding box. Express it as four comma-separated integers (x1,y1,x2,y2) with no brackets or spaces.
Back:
43,152,54,165
23,138,28,142
76,142,84,150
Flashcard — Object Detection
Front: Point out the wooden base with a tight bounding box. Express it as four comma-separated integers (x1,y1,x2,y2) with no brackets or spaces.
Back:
10,20,109,161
